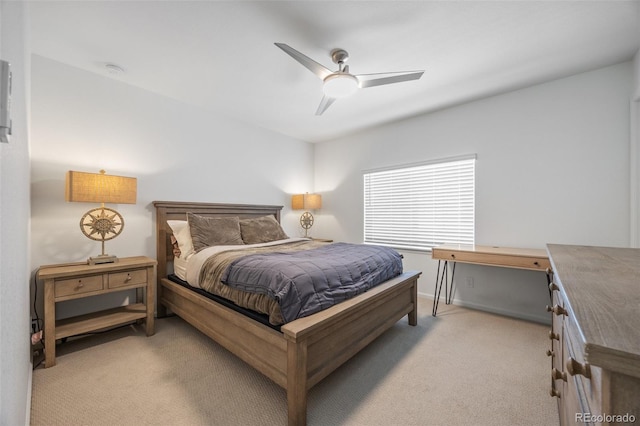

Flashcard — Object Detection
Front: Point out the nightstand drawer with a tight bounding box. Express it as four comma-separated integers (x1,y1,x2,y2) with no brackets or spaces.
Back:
55,275,104,298
108,269,147,289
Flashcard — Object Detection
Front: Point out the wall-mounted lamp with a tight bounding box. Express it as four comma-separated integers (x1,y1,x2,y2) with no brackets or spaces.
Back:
291,193,322,238
65,169,137,264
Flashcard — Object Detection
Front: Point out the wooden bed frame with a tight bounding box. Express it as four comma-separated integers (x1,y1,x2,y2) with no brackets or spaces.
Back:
154,201,421,426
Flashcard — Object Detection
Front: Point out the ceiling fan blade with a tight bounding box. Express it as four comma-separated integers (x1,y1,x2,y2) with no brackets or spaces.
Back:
275,43,333,80
356,71,424,88
315,95,337,115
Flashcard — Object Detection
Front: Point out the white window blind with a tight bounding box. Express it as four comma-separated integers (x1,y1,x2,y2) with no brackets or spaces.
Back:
364,156,475,251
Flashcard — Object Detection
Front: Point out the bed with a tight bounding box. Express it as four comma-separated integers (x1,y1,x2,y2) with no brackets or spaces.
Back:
154,201,421,426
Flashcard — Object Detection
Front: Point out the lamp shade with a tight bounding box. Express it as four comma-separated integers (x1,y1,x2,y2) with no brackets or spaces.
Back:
291,193,322,210
65,170,137,204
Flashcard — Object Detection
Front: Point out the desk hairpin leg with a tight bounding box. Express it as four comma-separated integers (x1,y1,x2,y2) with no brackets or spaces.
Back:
432,259,456,316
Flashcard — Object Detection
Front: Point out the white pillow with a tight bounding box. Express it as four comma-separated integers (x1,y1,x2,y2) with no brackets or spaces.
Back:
167,220,195,259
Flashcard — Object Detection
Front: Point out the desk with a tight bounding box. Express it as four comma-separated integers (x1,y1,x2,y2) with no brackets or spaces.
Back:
431,244,551,316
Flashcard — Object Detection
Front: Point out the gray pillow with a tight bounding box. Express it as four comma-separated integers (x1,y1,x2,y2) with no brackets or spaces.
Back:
240,215,288,245
187,213,244,251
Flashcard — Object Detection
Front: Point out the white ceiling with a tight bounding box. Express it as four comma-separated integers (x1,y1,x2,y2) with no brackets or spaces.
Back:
29,1,640,143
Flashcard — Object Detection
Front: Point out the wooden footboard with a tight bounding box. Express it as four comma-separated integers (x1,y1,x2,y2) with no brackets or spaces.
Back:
160,271,420,426
282,271,419,425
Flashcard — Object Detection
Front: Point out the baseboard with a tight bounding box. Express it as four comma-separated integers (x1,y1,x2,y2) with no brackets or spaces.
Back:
25,366,32,426
418,292,550,325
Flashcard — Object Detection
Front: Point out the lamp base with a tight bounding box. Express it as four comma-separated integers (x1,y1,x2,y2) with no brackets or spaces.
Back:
300,211,315,238
88,254,118,265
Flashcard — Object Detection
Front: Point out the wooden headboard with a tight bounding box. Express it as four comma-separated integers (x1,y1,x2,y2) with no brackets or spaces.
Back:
153,201,283,285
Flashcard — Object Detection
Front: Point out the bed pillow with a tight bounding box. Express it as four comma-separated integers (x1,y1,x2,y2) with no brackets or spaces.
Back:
187,213,244,251
167,220,195,259
240,215,289,245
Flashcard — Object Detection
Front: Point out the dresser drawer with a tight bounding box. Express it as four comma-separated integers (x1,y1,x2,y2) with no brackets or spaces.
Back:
564,314,601,418
55,275,104,298
108,269,147,289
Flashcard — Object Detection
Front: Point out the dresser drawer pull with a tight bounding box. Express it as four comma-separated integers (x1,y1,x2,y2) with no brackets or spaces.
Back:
546,349,555,357
551,368,567,382
566,358,591,378
548,331,560,341
549,388,561,398
548,282,559,292
546,305,567,316
76,280,84,289
125,274,132,282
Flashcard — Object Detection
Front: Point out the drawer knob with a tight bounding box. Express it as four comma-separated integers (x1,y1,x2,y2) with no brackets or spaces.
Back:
551,368,567,382
549,388,561,398
566,358,591,378
548,331,560,341
125,274,132,282
548,282,559,292
77,280,84,288
546,349,555,357
546,305,567,316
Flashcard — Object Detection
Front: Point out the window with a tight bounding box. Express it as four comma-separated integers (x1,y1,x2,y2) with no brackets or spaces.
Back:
363,155,475,251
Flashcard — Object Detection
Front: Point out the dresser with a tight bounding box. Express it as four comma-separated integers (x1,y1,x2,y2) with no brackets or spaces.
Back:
546,245,640,425
37,256,156,367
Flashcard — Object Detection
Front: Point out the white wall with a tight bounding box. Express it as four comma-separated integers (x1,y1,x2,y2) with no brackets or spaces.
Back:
30,55,314,319
314,62,633,323
631,50,640,248
0,1,32,425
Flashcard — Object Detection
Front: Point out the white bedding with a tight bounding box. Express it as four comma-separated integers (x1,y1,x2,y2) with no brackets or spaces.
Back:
183,237,309,288
173,253,190,281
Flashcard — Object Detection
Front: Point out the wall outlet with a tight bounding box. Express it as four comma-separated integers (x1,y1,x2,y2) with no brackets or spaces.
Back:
466,276,474,288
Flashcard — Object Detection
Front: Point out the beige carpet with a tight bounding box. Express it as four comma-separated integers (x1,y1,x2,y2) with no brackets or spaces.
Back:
31,298,558,426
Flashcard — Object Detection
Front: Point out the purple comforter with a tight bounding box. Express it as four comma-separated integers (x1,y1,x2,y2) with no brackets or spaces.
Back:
221,242,403,323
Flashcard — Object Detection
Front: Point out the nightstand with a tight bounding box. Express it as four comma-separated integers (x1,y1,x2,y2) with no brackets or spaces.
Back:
37,256,156,368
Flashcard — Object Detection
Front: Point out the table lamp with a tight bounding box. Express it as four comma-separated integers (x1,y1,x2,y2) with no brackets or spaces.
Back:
291,192,322,238
65,169,137,264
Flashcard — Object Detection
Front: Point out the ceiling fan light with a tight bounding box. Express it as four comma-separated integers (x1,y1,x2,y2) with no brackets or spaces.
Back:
323,73,358,98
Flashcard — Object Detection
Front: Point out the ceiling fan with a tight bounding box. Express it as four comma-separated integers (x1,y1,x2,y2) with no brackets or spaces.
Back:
275,43,424,115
